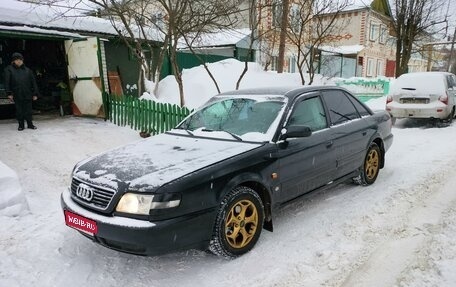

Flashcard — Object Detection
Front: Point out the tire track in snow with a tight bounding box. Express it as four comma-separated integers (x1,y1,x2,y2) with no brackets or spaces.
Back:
331,157,456,287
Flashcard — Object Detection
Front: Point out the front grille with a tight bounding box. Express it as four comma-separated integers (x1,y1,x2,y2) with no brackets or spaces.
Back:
400,98,429,104
71,177,116,211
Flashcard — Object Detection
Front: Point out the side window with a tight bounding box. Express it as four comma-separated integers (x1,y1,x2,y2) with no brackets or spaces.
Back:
288,96,327,131
447,75,455,89
345,92,371,117
321,90,360,125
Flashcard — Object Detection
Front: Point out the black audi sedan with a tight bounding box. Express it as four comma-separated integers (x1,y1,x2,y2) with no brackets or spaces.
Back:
61,86,393,258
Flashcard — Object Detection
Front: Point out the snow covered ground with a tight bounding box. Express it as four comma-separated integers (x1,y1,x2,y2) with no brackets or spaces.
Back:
2,60,456,286
2,100,456,286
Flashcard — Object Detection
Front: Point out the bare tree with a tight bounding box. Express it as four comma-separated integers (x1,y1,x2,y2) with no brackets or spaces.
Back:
39,0,167,97
391,0,449,77
161,0,244,106
235,1,274,89
39,0,243,107
177,1,244,94
287,0,350,85
277,0,290,73
88,0,164,96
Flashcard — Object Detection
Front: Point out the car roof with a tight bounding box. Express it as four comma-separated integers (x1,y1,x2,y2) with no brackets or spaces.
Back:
398,71,454,78
218,85,347,102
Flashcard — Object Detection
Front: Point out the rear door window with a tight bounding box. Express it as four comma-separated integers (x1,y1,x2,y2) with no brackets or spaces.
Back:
321,90,360,125
345,92,371,117
447,75,456,89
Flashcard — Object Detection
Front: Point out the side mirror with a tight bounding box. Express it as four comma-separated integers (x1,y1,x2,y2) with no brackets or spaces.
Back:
281,125,312,140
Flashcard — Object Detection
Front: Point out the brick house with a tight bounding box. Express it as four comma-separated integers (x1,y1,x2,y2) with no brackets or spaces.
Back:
316,0,396,78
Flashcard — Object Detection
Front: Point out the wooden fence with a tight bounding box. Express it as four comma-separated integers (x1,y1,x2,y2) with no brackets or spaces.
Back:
103,93,192,135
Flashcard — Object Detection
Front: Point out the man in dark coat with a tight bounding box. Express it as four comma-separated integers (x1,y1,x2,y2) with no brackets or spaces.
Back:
4,52,39,131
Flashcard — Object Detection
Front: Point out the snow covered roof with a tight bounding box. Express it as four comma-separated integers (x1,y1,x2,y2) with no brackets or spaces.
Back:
0,24,84,39
0,0,162,41
318,44,365,55
179,29,257,50
342,0,371,11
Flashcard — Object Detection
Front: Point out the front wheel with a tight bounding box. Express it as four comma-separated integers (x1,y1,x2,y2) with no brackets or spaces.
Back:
208,186,264,259
356,142,382,185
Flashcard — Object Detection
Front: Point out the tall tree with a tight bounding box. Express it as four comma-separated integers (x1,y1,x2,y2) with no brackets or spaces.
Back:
277,0,290,73
287,0,350,84
40,0,242,107
391,0,449,77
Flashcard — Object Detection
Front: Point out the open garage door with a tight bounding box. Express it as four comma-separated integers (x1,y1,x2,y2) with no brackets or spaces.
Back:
65,37,107,116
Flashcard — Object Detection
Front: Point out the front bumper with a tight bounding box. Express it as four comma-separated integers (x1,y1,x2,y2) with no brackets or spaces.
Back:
61,188,217,256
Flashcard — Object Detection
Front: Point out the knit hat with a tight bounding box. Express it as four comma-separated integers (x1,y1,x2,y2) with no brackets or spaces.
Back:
12,52,24,61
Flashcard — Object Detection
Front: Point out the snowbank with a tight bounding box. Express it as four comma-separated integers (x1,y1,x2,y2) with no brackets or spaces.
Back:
147,59,388,110
0,161,29,216
155,59,329,109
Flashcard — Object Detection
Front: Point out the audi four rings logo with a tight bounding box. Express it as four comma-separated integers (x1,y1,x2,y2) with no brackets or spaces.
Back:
76,183,94,201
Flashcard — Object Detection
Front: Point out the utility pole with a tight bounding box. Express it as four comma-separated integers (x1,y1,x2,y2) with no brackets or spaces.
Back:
447,27,456,72
427,44,433,72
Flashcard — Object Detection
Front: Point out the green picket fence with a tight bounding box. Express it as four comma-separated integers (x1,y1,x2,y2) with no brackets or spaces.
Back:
103,93,192,135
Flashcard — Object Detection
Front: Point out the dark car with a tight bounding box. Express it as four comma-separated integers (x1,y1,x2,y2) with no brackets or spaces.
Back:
61,86,393,258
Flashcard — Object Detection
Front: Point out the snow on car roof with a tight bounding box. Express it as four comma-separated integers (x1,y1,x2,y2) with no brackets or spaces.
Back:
389,72,450,95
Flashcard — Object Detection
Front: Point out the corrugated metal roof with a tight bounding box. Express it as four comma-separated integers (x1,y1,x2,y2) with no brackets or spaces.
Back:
0,0,162,41
0,24,83,39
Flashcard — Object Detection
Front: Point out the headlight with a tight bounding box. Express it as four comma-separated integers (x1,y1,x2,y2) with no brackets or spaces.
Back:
116,193,181,215
116,193,153,215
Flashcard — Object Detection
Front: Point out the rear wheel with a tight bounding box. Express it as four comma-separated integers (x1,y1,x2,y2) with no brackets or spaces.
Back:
445,107,455,123
390,116,396,126
356,142,381,185
208,186,264,259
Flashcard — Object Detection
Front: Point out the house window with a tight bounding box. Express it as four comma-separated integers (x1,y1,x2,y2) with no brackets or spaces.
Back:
289,3,301,33
376,59,383,76
358,56,364,66
366,58,376,77
272,0,283,28
369,22,379,42
287,57,296,73
379,25,388,44
151,12,164,30
271,56,278,71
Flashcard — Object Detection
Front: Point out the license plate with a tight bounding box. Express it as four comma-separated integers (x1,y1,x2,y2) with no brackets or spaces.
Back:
64,210,98,235
0,98,13,105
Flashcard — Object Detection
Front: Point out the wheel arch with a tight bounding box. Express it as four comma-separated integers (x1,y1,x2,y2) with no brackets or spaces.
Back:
216,173,274,232
371,137,385,168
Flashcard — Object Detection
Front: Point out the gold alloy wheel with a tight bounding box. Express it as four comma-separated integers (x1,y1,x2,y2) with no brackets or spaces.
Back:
224,199,259,249
365,148,379,180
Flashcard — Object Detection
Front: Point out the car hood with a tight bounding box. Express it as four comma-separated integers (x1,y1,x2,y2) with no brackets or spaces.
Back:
73,132,262,192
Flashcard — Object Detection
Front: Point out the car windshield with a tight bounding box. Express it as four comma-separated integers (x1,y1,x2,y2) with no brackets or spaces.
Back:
176,95,287,142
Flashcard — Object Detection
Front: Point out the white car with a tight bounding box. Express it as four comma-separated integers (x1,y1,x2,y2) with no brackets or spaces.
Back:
386,72,456,124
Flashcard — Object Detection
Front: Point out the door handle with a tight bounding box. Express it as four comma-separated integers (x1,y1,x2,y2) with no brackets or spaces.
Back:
362,131,367,136
326,140,333,148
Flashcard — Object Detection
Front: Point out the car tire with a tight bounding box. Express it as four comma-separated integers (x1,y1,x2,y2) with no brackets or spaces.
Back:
446,107,455,123
208,186,264,259
391,116,396,126
356,142,381,185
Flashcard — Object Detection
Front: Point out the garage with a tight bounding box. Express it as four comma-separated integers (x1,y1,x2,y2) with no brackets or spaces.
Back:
0,1,154,120
0,34,71,120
